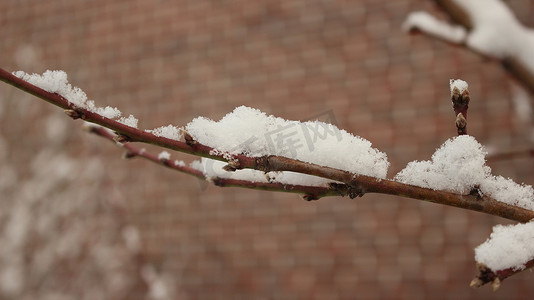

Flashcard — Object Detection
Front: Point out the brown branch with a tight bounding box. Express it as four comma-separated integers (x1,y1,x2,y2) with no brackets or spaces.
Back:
416,0,534,94
2,67,534,223
0,68,256,165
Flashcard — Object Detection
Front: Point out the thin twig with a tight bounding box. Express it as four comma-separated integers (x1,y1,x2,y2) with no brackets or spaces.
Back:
470,259,534,291
86,125,344,200
451,83,470,135
407,0,534,94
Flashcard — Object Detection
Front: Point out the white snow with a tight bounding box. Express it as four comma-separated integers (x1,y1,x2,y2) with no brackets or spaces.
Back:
511,84,532,123
475,220,534,271
158,151,171,161
454,0,528,59
146,125,183,141
118,115,139,128
190,157,332,187
450,79,468,94
186,106,390,179
174,160,185,167
394,135,534,210
13,70,124,118
403,11,466,43
404,0,534,74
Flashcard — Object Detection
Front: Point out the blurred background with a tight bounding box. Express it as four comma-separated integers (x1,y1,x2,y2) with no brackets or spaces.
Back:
1,0,534,299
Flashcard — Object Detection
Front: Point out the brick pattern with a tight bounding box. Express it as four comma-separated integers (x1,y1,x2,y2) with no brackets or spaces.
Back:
2,0,534,299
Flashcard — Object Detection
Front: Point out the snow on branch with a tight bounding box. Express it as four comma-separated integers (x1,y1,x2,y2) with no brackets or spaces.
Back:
86,125,349,200
404,0,534,93
2,67,534,218
403,11,466,44
3,67,534,289
186,105,389,179
471,220,534,290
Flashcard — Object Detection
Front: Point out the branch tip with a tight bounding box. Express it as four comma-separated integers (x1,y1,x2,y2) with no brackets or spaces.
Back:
451,83,469,135
113,134,131,143
470,277,483,288
491,278,501,291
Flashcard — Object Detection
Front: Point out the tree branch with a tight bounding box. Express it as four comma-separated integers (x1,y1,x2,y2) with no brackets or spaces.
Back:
451,80,470,135
86,125,348,200
405,0,534,94
471,259,534,291
2,67,533,223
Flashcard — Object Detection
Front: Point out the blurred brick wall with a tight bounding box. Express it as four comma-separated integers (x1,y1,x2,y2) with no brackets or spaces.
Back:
2,0,534,299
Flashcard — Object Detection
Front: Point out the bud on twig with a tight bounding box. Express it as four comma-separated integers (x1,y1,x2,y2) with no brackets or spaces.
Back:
113,134,131,143
183,131,198,146
491,278,501,291
222,160,241,172
64,109,84,120
450,79,470,135
455,112,467,134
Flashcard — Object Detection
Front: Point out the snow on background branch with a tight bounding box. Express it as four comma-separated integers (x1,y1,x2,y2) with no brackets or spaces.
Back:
403,0,534,67
0,85,173,299
404,0,534,96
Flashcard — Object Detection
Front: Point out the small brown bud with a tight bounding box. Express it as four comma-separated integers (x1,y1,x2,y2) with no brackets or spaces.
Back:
491,278,501,291
113,134,131,143
456,113,467,130
184,132,198,146
469,277,483,288
64,109,82,119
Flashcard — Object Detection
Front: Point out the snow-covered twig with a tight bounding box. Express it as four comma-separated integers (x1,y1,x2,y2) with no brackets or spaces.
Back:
1,67,533,223
404,0,534,93
471,220,534,290
471,258,534,291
